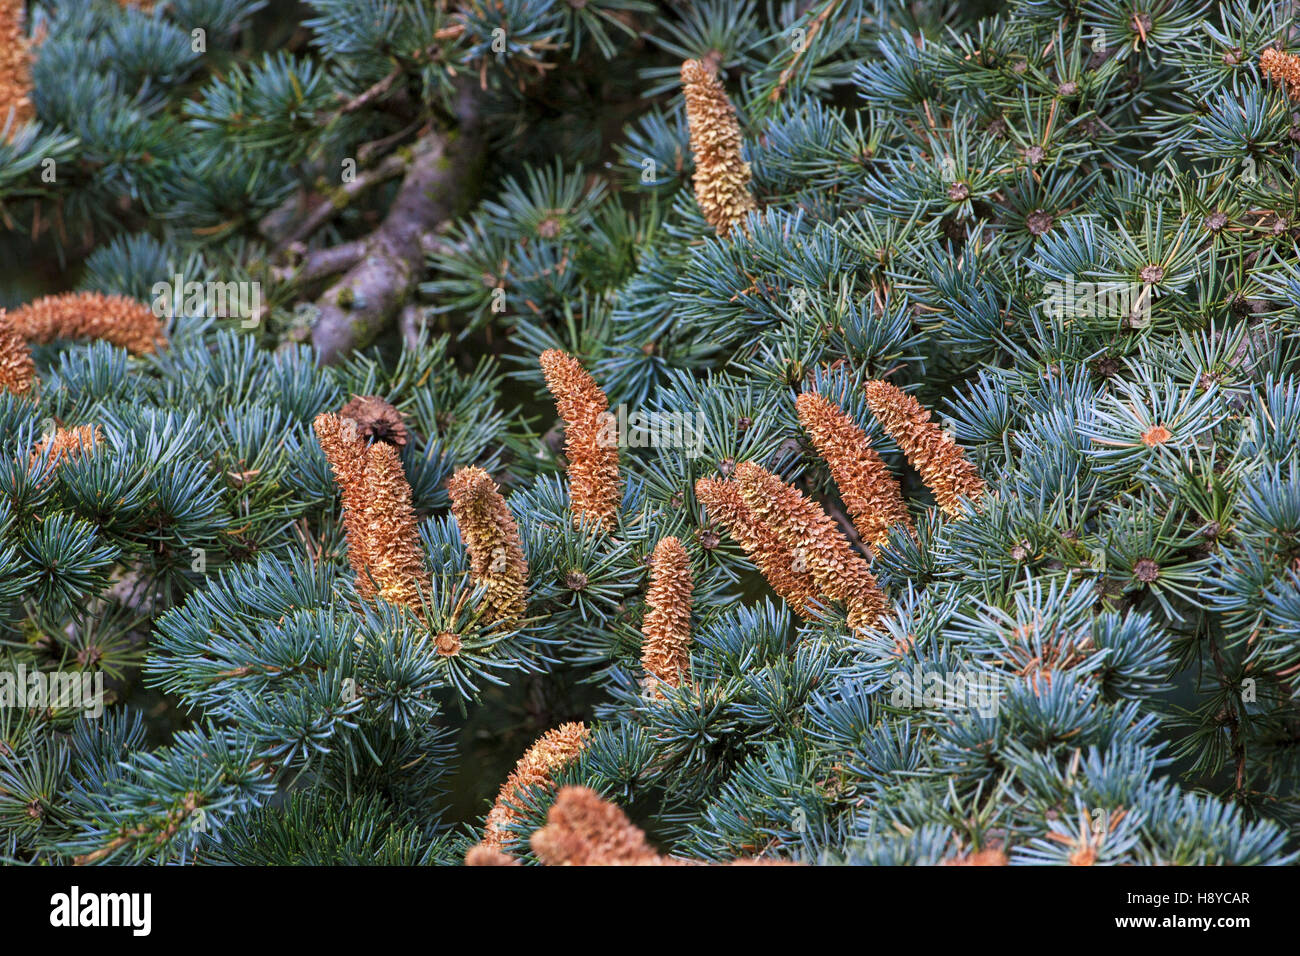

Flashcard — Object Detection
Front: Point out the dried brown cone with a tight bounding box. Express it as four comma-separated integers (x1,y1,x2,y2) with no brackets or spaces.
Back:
463,844,520,866
0,311,36,395
479,722,591,855
796,391,914,553
680,59,757,237
313,412,427,608
1261,48,1300,101
941,848,1009,866
357,441,426,608
447,466,529,628
313,413,374,593
863,380,985,517
338,395,409,447
640,536,693,697
695,477,819,619
529,786,799,866
530,786,665,865
0,0,34,136
538,349,621,530
29,425,102,471
10,292,165,356
733,461,889,631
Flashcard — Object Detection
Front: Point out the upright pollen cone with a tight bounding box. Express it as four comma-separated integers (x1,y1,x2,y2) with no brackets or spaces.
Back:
313,413,371,590
10,292,166,356
313,412,427,610
863,380,984,517
539,349,621,530
797,391,913,552
0,311,36,395
695,477,819,619
0,0,34,137
358,442,427,609
641,536,693,697
734,461,889,631
447,466,529,628
680,59,757,237
478,722,591,855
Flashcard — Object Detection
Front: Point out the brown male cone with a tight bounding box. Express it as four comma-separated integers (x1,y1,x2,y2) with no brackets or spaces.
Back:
0,311,36,395
695,476,820,619
447,465,529,628
528,786,798,866
680,59,758,237
640,536,693,697
863,379,985,518
313,413,373,593
29,425,102,471
1261,48,1300,101
530,786,669,865
10,292,166,356
0,0,35,135
358,441,427,608
796,391,913,552
734,461,889,631
313,412,427,609
539,348,621,530
477,722,591,855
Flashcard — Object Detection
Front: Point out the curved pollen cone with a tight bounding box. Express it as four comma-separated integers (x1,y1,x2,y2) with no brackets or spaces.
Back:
29,424,102,471
1261,48,1300,101
641,536,693,696
0,311,36,395
0,0,34,136
10,292,166,356
479,722,591,855
680,59,757,237
796,391,914,552
733,461,889,631
863,380,985,517
695,477,819,618
539,349,621,530
313,412,427,609
447,466,529,628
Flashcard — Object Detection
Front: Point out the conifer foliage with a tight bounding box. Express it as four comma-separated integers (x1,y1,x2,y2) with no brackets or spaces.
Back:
1,0,1300,868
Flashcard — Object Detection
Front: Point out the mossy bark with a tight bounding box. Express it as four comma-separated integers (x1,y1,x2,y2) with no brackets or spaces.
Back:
311,86,486,363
